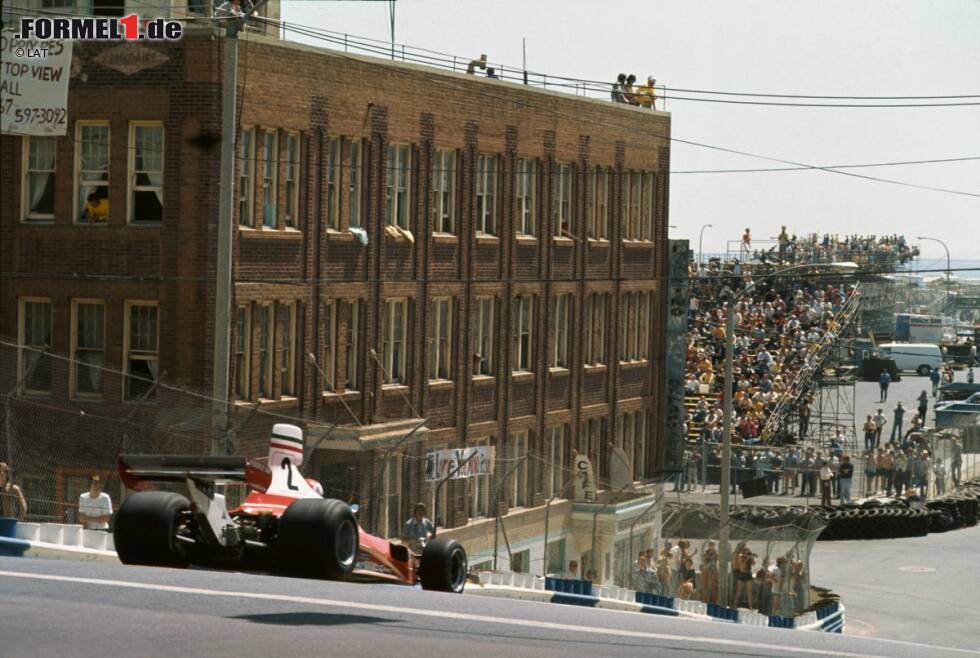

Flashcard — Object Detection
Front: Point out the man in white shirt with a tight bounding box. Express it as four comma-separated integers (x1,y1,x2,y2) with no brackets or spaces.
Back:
78,475,113,531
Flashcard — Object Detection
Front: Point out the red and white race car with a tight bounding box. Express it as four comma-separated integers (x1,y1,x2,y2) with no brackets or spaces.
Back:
114,423,467,593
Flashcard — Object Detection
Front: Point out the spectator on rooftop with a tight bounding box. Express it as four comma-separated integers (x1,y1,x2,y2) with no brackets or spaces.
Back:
636,75,657,109
610,73,627,102
466,54,488,74
623,74,638,105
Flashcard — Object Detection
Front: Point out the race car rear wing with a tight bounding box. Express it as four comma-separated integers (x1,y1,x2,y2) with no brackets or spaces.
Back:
118,455,272,493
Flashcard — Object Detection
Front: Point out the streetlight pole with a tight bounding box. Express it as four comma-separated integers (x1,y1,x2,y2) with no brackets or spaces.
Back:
917,236,950,314
698,223,713,268
717,261,857,606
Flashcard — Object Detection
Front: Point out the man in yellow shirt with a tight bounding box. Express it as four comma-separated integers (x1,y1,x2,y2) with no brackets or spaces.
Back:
636,76,657,109
83,193,108,223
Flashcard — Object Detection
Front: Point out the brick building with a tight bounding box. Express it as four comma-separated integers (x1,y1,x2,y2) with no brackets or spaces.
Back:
0,28,672,581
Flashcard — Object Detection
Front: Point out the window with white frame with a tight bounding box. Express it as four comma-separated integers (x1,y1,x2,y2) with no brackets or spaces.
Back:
509,431,530,508
348,139,362,229
583,292,608,365
512,295,533,372
551,293,570,368
326,136,340,230
124,302,159,400
343,300,360,390
469,440,491,518
281,301,296,397
431,149,456,234
588,166,609,239
18,298,52,393
429,297,453,381
474,296,494,376
545,424,568,499
238,128,254,226
515,158,537,235
129,123,163,223
284,133,300,228
641,172,655,240
23,136,56,221
619,169,629,239
382,452,402,538
234,304,250,400
321,300,335,392
383,298,408,384
386,144,411,228
552,163,573,238
71,301,105,398
257,303,274,398
475,153,497,235
76,122,109,224
261,130,278,228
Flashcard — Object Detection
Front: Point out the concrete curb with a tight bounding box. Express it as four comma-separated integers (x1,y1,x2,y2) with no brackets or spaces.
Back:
0,518,120,564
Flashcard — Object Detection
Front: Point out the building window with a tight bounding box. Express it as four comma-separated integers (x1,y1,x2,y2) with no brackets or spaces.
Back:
18,298,52,393
636,411,649,479
588,166,609,239
284,133,300,228
431,149,456,234
234,304,250,400
617,412,635,478
382,453,402,538
23,136,56,222
129,123,163,223
71,301,105,398
641,172,655,240
469,440,491,518
629,171,641,239
76,122,109,224
516,158,537,236
474,296,494,376
124,302,159,401
261,130,278,228
512,295,533,372
238,128,255,226
343,300,360,391
429,297,453,381
546,424,569,498
475,153,497,235
509,431,530,508
620,291,651,361
257,303,274,398
326,136,340,230
281,302,296,397
383,298,408,385
348,139,362,228
551,293,570,368
321,301,335,392
552,163,573,238
386,144,411,228
639,291,650,360
584,292,608,365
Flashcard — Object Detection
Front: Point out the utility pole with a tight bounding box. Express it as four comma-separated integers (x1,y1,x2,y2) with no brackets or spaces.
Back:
211,6,252,456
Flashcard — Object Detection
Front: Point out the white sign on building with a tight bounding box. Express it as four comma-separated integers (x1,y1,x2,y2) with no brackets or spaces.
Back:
1,30,72,136
424,446,495,482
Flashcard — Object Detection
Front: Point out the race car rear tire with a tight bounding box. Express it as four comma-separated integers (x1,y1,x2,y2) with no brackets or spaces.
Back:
277,498,359,581
113,491,191,568
420,537,467,593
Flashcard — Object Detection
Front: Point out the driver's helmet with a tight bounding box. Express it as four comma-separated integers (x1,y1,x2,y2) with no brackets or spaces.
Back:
305,478,323,496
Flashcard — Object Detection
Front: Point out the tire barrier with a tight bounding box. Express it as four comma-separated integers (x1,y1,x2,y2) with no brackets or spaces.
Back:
817,479,980,541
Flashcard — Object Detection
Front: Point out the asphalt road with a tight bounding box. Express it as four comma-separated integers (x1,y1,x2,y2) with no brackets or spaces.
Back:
1,556,977,658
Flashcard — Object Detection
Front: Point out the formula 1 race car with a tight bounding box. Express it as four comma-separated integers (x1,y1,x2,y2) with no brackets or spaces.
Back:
113,423,467,593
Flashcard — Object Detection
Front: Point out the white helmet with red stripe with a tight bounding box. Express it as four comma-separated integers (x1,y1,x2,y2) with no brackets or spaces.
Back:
269,423,304,468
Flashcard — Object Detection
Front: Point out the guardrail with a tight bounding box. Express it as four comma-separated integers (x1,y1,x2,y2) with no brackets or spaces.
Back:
0,518,118,562
473,572,844,633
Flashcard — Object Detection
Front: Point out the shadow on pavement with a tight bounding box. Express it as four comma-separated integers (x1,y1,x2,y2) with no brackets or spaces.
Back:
231,612,395,627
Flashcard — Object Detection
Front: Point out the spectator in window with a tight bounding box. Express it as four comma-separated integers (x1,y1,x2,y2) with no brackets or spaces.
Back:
402,502,434,550
0,462,28,521
82,193,108,223
636,76,657,109
610,73,627,103
623,74,638,105
78,475,113,531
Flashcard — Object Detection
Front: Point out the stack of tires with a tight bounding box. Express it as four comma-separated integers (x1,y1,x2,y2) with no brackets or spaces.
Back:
925,483,979,534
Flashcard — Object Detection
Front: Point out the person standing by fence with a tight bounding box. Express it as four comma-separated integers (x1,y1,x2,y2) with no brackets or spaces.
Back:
838,455,854,504
890,402,905,442
0,463,28,521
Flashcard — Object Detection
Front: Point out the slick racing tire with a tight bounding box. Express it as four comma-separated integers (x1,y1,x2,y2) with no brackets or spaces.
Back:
277,498,359,581
114,491,191,568
419,537,467,593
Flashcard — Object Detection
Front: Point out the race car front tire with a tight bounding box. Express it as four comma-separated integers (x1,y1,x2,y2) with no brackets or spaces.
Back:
420,537,467,593
277,498,359,580
113,491,191,568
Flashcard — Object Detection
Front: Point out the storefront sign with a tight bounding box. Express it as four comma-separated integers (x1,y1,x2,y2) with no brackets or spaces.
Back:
424,446,494,481
573,453,597,502
1,30,72,136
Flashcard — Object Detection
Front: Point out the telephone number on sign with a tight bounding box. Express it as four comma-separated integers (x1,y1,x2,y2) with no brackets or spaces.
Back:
2,107,68,125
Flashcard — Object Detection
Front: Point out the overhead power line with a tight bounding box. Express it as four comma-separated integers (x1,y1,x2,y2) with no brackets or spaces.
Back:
673,156,980,174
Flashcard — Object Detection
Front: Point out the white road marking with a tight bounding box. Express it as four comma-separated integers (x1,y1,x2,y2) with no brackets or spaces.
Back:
898,566,937,573
0,569,976,657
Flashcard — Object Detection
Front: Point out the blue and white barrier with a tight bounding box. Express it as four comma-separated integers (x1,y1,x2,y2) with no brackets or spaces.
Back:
0,518,119,562
471,572,844,633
